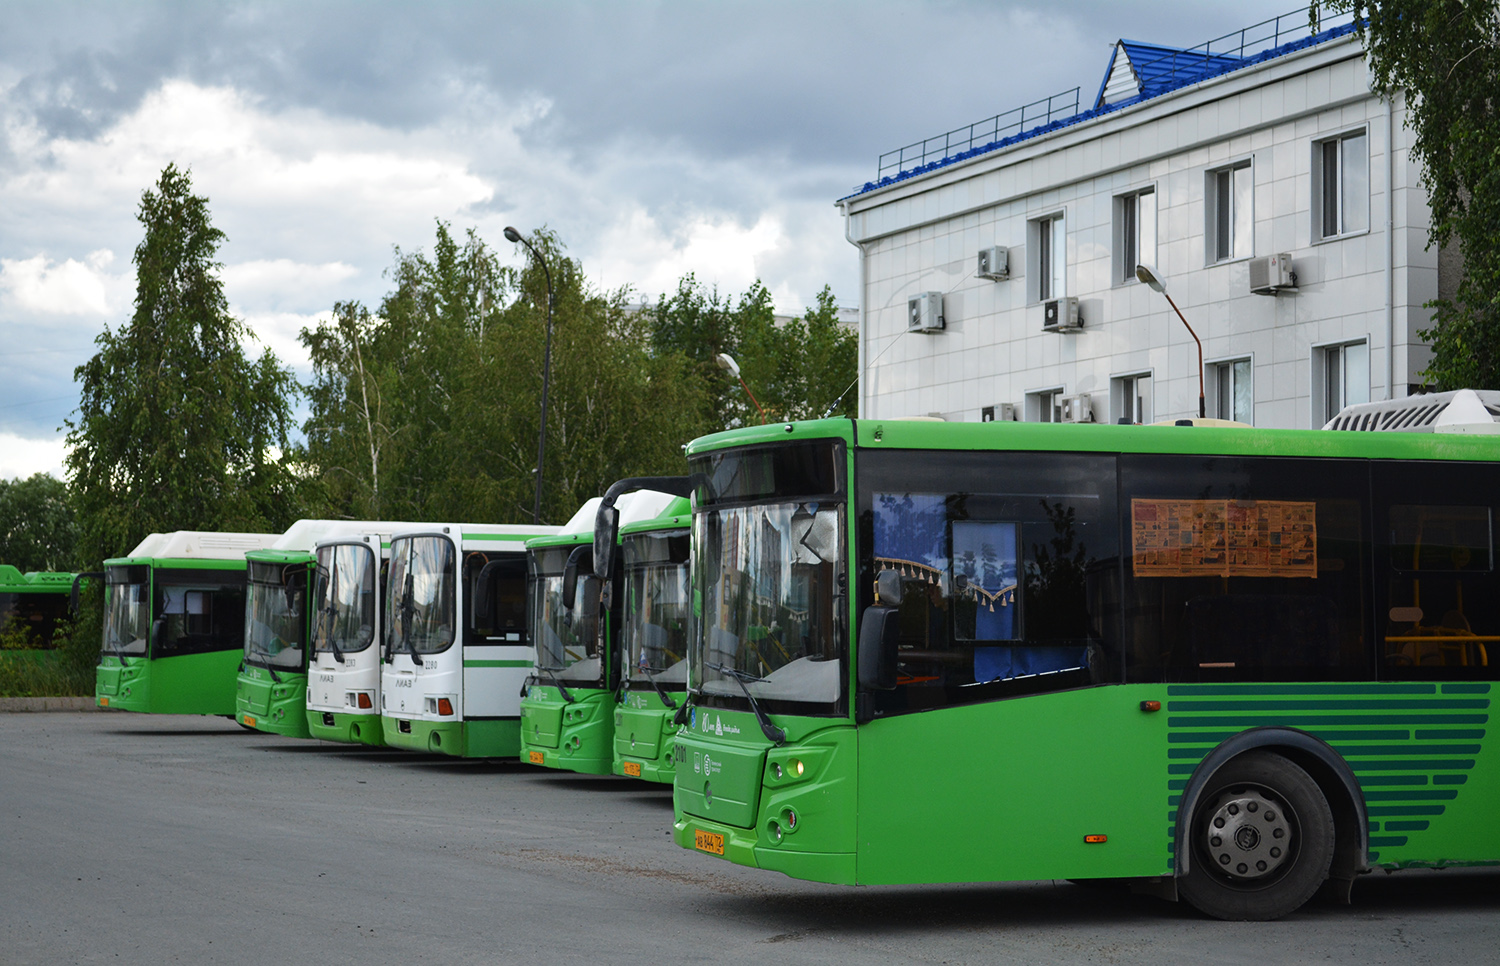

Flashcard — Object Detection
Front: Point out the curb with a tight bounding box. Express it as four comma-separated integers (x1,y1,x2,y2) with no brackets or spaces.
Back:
0,696,98,712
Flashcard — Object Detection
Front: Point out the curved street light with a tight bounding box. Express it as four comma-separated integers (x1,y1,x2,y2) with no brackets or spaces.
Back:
1136,263,1206,420
716,352,767,423
505,226,555,524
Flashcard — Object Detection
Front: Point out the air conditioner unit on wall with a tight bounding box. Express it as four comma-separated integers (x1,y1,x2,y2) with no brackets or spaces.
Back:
977,246,1009,280
908,292,945,333
981,403,1017,422
1249,253,1297,295
1060,393,1094,424
1042,297,1082,333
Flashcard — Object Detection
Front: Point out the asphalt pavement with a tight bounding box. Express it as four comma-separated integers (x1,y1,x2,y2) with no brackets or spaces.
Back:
3,712,1499,965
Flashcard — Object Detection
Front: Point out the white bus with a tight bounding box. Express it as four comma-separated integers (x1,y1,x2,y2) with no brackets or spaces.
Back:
380,523,557,757
300,522,423,746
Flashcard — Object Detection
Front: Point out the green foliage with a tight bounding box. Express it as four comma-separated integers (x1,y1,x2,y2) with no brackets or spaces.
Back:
0,473,77,571
301,224,706,525
1316,1,1500,388
646,277,857,429
0,599,98,697
65,163,304,565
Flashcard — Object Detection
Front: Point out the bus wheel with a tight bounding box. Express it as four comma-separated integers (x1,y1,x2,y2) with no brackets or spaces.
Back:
1179,751,1334,921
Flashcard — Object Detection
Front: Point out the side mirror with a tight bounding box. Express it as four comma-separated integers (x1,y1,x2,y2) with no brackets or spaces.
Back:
857,605,899,691
562,546,592,613
593,505,619,579
151,618,166,652
574,575,602,652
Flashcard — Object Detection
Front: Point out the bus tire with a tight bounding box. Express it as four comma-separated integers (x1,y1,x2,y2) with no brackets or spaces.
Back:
1179,751,1333,921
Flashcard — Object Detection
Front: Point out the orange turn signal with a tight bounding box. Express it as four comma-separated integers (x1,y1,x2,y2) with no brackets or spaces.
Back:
357,693,373,709
437,697,454,716
1084,834,1108,844
1140,700,1161,712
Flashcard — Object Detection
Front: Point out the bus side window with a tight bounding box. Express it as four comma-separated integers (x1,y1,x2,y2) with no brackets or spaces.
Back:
1381,501,1496,677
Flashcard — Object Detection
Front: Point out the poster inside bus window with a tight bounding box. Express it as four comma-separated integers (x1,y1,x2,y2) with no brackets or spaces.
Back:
1131,498,1317,578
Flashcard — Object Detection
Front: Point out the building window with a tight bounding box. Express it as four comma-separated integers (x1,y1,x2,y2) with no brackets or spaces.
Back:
1026,388,1064,423
1211,359,1252,423
1316,340,1369,425
1029,212,1066,302
1112,372,1153,424
1114,188,1156,283
1205,161,1253,263
1315,130,1369,239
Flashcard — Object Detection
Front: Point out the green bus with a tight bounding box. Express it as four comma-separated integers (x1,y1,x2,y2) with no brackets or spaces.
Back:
0,566,76,649
519,488,683,776
97,532,281,715
238,521,422,739
670,408,1500,920
613,495,692,783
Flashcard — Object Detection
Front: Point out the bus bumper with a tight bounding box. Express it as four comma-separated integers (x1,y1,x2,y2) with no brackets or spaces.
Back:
307,709,386,746
673,814,856,885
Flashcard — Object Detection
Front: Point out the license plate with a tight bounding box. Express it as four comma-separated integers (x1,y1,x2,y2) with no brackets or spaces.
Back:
623,761,642,777
528,751,544,765
694,829,725,856
243,716,256,728
99,697,109,707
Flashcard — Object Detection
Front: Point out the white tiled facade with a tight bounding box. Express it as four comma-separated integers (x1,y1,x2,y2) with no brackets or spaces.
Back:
839,30,1436,428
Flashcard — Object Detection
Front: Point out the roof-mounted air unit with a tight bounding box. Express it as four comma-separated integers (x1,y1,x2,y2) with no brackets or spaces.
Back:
977,246,1009,281
981,403,1017,422
1249,254,1297,295
1042,297,1082,333
908,292,945,333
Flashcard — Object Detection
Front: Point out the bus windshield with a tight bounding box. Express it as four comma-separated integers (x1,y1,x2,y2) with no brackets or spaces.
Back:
623,529,690,690
245,562,308,670
312,543,377,655
103,566,150,657
530,547,601,684
692,501,845,714
385,535,456,658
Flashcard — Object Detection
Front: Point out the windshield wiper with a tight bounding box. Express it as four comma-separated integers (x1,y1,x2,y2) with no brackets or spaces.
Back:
632,662,677,710
535,665,575,704
107,635,131,667
396,574,424,667
706,662,785,745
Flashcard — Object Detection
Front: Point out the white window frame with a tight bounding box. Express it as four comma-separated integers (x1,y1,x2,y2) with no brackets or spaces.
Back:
1207,356,1254,424
1028,211,1067,303
1312,339,1370,427
1113,186,1157,285
1025,386,1066,423
1205,159,1254,264
1110,370,1154,425
1312,127,1370,241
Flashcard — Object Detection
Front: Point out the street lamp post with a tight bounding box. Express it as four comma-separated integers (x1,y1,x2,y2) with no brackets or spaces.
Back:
1135,263,1206,420
715,352,767,423
505,226,555,524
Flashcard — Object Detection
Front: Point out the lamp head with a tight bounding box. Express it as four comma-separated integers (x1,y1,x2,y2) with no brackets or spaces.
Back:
503,226,523,244
714,353,741,378
1135,263,1165,293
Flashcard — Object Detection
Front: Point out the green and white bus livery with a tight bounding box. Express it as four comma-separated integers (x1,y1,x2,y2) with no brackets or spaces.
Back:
305,524,421,746
519,488,682,776
612,494,692,783
380,524,557,757
239,521,421,739
672,408,1500,920
97,532,280,715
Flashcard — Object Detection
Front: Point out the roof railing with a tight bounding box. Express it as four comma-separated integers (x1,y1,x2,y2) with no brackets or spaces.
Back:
866,5,1358,189
876,88,1080,182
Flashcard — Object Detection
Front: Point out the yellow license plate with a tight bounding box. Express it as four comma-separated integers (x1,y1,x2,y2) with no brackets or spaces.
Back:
99,697,109,707
243,716,256,728
623,761,642,777
694,829,725,855
528,751,544,765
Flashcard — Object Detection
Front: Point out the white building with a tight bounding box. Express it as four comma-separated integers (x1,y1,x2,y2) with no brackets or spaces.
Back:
837,8,1446,428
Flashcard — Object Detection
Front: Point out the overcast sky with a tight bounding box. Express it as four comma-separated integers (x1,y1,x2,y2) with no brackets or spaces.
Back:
0,0,1265,479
